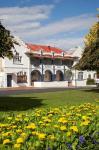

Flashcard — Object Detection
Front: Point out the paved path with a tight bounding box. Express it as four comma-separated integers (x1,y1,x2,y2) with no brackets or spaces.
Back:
0,86,93,96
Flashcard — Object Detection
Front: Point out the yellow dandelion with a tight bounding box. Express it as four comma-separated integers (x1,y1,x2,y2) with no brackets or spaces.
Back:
60,126,67,131
3,139,11,145
12,125,17,129
14,143,21,148
58,117,67,123
70,126,78,132
53,125,59,128
16,137,24,144
21,133,27,137
80,120,90,126
16,129,23,134
8,117,12,120
82,116,89,120
32,131,38,135
26,123,36,130
38,133,46,140
48,135,56,140
66,131,71,137
15,118,20,121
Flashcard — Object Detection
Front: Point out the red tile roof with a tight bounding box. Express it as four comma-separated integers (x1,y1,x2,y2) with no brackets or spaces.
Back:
26,44,64,54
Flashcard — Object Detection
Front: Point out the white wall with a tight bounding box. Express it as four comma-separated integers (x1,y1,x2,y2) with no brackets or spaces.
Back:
34,81,69,87
3,37,30,87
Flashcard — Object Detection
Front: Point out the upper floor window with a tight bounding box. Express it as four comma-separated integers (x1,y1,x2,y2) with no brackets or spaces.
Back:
78,72,83,81
13,52,22,64
43,58,52,65
53,59,62,65
31,58,40,67
62,60,73,67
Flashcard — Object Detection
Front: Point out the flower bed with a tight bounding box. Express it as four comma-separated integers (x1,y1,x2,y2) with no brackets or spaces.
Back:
0,103,99,150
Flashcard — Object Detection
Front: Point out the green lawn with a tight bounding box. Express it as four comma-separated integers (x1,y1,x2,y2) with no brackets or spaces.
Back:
0,89,99,114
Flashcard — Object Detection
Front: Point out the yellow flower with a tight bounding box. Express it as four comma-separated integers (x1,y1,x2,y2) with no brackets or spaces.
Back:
17,114,22,118
14,143,21,148
66,131,71,137
42,116,47,120
44,118,51,123
82,116,89,120
24,117,29,122
2,131,11,137
26,123,36,130
53,125,59,128
16,137,24,144
16,129,23,134
48,135,56,140
80,120,90,126
70,126,78,132
35,113,40,117
15,118,20,121
76,114,81,117
38,133,46,140
60,126,67,131
49,113,53,117
3,139,11,145
21,133,27,137
58,117,67,123
39,121,43,124
32,131,38,135
8,117,12,120
12,125,17,129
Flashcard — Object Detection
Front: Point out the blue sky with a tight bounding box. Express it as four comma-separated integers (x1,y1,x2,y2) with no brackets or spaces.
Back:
0,0,98,49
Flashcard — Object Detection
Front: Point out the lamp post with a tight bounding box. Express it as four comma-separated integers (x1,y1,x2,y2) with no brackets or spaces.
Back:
75,69,77,88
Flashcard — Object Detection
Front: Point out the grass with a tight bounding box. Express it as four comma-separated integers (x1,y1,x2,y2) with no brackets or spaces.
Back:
0,88,99,114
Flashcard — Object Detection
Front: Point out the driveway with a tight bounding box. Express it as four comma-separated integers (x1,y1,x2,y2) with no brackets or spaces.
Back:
0,86,92,96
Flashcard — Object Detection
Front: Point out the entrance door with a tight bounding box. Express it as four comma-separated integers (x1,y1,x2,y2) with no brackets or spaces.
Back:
7,75,12,87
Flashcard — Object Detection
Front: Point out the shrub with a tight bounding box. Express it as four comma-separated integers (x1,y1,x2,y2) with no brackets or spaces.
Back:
86,78,95,85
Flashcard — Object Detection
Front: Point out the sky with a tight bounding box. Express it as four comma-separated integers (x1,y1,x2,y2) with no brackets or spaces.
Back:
0,0,98,50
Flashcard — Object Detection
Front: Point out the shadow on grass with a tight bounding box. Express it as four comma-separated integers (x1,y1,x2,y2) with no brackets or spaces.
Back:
0,97,44,111
83,88,99,93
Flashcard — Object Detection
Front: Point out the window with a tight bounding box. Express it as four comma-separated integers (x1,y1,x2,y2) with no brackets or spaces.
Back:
13,52,22,64
17,71,27,83
93,73,96,78
31,58,40,67
97,73,99,79
78,72,83,80
88,74,91,79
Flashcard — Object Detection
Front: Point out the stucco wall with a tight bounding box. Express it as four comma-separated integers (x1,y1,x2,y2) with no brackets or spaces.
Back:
34,81,69,87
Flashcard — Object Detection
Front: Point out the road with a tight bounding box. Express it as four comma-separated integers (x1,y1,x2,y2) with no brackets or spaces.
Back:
0,86,93,96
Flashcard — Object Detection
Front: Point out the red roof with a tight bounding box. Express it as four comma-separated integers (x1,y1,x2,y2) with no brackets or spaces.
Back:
26,44,64,54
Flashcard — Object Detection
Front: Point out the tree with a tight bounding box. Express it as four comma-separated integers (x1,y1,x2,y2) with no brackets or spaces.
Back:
0,22,17,59
75,18,99,72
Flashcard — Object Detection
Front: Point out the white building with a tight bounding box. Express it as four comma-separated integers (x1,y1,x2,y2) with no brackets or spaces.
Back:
0,37,97,88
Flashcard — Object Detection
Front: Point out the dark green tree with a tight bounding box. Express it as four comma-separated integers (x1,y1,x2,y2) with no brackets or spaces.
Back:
76,18,99,72
0,22,17,59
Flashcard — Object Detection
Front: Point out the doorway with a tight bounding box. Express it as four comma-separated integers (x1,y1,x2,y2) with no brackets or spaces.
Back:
7,74,12,87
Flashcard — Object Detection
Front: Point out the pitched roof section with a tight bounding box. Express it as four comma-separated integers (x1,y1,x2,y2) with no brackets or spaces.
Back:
26,43,64,54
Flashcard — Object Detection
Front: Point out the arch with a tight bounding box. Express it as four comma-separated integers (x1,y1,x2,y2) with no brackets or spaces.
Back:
44,70,52,81
31,70,41,83
56,70,64,81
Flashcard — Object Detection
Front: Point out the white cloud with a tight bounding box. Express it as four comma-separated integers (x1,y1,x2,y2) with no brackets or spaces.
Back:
0,4,96,49
18,14,96,39
0,5,54,30
34,37,84,50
